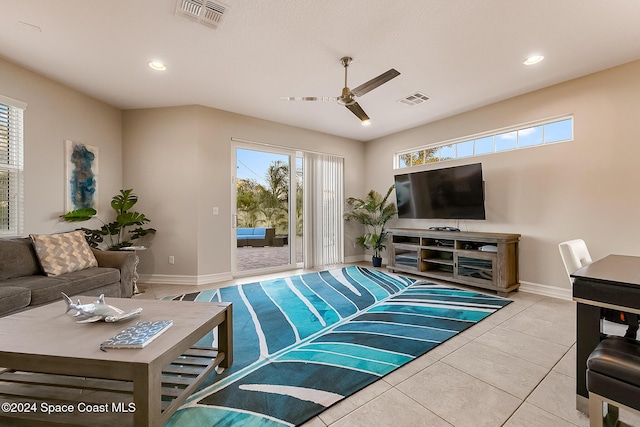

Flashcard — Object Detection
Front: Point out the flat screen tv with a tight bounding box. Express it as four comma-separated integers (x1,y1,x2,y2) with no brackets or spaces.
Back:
394,163,486,220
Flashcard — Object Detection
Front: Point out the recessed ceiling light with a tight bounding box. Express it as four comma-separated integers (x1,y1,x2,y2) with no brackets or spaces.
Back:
523,55,544,66
361,119,371,126
148,61,167,71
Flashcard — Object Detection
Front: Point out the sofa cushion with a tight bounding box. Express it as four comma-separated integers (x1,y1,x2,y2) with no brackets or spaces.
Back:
237,228,254,237
0,286,31,316
246,228,266,239
252,228,266,236
59,267,121,294
0,237,42,280
30,231,98,277
5,267,120,306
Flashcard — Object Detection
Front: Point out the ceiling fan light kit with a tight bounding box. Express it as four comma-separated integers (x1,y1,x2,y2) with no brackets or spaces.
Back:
284,56,400,124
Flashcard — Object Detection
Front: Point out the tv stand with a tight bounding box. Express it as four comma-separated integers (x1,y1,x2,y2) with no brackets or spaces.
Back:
387,228,520,296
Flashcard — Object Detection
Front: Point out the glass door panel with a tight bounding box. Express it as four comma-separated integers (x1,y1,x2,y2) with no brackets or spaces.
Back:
234,146,299,273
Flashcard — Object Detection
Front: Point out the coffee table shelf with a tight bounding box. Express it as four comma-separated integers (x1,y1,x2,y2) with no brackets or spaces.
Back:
0,345,225,426
160,346,224,414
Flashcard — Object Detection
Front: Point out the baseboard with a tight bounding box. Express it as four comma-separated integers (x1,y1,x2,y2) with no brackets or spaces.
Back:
138,272,234,286
519,280,572,300
345,254,366,263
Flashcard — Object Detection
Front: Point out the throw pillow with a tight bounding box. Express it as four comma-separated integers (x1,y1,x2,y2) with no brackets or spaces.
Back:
30,231,98,277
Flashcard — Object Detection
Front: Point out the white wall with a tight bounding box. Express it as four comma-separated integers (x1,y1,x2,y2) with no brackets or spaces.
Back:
122,105,365,282
0,57,123,235
365,59,640,295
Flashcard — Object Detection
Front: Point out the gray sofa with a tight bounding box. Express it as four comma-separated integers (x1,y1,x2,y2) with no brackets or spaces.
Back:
0,237,136,317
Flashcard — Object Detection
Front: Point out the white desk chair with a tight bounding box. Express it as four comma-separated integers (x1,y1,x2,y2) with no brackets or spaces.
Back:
559,239,638,339
559,239,592,276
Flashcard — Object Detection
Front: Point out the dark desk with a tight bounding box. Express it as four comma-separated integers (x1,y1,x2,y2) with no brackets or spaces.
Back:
571,254,640,413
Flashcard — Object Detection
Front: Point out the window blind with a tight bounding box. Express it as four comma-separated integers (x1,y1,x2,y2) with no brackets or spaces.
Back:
0,96,25,236
303,153,344,267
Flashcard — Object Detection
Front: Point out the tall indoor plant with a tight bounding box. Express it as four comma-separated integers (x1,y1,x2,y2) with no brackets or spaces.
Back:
61,189,156,250
344,185,398,267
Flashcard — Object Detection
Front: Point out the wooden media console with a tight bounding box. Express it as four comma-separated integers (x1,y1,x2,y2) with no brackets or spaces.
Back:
387,228,520,296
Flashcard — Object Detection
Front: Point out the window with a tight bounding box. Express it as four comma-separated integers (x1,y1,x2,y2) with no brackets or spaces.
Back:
0,95,26,236
518,126,543,148
395,116,573,169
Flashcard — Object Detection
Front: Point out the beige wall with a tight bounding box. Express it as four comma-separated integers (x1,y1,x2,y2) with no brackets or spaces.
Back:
6,51,640,295
122,105,365,282
0,57,123,235
365,59,640,295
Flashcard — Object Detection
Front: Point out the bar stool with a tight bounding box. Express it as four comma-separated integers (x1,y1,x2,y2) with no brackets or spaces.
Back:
587,336,640,426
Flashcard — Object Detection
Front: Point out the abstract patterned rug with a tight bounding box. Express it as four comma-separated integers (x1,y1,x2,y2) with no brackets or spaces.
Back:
163,266,511,426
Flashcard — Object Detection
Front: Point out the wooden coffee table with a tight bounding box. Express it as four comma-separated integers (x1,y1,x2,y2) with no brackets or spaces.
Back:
0,296,232,426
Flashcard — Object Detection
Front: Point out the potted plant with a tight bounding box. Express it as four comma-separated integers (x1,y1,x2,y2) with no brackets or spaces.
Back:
61,189,156,250
344,185,398,267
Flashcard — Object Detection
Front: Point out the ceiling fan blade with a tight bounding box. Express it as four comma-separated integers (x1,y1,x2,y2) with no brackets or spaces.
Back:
281,96,339,102
351,69,400,97
345,102,370,121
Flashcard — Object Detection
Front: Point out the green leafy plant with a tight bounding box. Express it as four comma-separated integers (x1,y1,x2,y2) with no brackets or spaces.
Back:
344,185,398,261
61,189,156,250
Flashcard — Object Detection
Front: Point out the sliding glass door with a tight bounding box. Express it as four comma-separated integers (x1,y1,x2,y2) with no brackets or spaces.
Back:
233,145,302,274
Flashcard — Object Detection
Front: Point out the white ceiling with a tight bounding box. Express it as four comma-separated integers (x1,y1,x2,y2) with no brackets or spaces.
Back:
2,0,640,142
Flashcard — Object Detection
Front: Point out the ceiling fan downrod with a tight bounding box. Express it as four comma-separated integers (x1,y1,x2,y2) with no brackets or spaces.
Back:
339,57,355,105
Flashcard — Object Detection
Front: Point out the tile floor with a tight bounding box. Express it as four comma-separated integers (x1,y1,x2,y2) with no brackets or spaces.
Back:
135,264,640,427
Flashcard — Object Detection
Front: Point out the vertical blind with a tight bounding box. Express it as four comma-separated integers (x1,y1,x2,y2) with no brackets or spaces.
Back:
0,95,25,236
303,153,344,267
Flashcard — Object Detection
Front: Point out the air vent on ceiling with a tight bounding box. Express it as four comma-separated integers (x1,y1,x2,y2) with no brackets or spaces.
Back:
175,0,230,30
398,92,430,106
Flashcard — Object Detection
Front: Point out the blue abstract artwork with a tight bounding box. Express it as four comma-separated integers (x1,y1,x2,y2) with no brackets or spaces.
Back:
65,140,98,211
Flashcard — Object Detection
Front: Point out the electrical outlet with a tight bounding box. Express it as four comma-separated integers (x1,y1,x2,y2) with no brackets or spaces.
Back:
212,207,219,215
168,255,175,265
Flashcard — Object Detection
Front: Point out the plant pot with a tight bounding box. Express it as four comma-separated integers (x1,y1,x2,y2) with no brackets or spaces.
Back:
372,256,382,268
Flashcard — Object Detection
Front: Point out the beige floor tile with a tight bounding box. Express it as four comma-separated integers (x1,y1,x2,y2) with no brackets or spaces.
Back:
523,297,576,321
396,361,521,427
424,334,471,360
300,416,327,427
442,341,549,399
501,298,576,347
504,402,577,427
552,344,576,378
329,388,451,427
317,378,391,425
526,371,589,426
509,291,546,304
474,325,570,369
382,353,438,386
479,299,529,326
456,315,497,339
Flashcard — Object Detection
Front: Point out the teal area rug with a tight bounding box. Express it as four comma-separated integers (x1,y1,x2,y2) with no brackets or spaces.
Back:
163,266,511,426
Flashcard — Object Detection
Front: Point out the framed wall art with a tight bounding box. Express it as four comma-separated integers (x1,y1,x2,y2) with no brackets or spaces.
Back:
65,140,99,212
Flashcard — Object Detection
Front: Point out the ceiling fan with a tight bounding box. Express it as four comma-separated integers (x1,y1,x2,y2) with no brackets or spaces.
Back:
282,57,400,123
